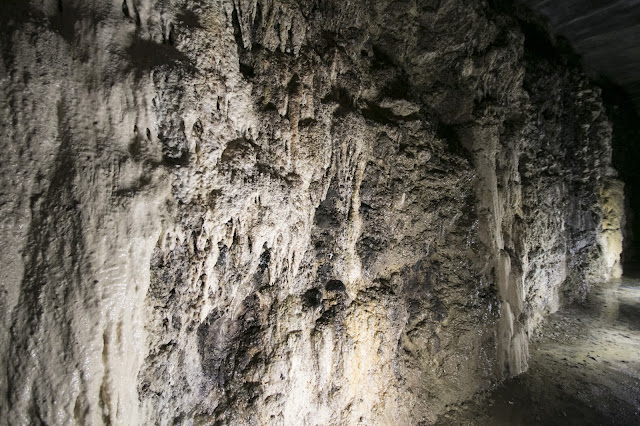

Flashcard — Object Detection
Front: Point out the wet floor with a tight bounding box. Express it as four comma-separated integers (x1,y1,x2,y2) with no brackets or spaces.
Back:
436,272,640,425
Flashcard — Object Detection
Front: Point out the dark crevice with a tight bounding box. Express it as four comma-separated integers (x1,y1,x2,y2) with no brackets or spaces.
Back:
302,288,322,309
325,280,346,292
599,78,640,264
321,86,357,117
176,10,202,29
124,37,192,78
122,0,129,18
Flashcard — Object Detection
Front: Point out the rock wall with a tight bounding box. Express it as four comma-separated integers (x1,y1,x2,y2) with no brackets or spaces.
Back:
0,0,623,424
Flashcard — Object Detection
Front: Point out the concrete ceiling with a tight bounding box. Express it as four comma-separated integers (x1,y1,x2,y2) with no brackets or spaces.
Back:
520,0,640,110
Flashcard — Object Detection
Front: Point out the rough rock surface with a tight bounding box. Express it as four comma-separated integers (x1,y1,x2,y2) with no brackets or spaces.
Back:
0,0,625,424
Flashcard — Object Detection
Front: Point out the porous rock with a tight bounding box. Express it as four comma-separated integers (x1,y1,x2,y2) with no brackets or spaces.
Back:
0,0,623,424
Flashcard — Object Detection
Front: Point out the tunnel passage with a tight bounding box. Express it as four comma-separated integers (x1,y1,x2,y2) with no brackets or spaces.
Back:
0,0,638,424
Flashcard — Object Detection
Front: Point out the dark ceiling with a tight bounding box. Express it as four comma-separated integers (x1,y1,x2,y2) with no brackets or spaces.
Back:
520,0,640,111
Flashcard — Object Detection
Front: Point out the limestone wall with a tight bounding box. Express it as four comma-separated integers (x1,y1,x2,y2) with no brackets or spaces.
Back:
0,0,623,424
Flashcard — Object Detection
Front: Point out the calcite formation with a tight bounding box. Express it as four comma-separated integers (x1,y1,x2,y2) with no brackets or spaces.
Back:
0,0,624,424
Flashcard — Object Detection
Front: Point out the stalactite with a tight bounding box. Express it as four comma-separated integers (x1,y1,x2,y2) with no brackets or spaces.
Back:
0,0,630,424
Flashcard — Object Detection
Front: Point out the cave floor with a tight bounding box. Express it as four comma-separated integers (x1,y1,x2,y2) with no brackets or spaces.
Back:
436,273,640,425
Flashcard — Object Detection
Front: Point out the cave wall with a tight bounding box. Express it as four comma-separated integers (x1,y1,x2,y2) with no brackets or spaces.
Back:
0,0,623,424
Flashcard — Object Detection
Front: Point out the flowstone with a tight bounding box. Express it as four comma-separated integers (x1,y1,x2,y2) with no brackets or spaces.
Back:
0,0,624,424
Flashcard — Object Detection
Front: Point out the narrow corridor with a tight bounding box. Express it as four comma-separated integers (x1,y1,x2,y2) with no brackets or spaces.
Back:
438,271,640,425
